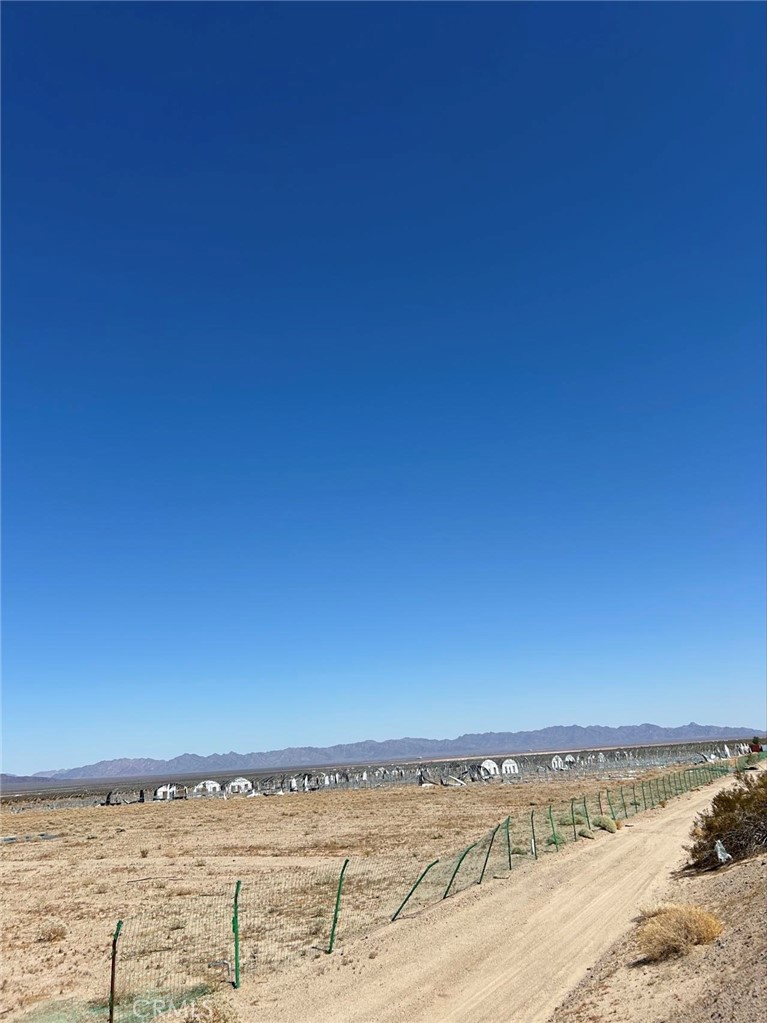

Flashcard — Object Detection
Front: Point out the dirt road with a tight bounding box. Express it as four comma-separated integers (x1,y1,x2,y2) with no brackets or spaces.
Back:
239,775,734,1023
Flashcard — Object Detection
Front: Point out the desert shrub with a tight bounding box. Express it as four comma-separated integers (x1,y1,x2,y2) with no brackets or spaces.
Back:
139,848,149,858
37,921,67,942
615,818,624,829
593,816,617,834
636,902,673,921
559,813,585,826
578,828,595,839
688,771,767,868
511,845,529,856
545,833,565,847
637,904,722,961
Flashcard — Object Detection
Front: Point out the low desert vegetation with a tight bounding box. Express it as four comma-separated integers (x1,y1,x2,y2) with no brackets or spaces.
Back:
36,921,67,943
636,903,723,961
688,771,767,869
592,815,617,833
558,813,585,826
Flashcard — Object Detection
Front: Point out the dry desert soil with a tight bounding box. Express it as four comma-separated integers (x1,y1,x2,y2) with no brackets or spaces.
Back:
2,765,760,1023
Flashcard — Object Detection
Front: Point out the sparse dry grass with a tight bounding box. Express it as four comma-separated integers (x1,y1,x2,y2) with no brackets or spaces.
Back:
36,920,67,942
636,903,723,961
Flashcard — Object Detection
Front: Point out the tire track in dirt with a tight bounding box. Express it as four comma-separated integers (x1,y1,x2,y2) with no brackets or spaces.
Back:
244,775,735,1023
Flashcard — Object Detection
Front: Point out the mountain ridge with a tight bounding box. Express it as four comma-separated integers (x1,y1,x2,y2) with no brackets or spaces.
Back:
30,722,761,780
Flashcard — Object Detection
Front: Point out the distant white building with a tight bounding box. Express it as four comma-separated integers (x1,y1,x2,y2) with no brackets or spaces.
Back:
481,759,500,777
225,776,253,795
153,783,187,800
501,758,519,775
551,755,565,771
192,779,221,796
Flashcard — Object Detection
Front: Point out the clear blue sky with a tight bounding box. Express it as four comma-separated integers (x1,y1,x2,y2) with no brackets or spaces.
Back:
3,3,765,775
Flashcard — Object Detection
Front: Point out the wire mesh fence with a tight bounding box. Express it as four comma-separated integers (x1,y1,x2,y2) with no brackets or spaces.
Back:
111,893,232,1022
237,863,340,973
105,762,731,1017
332,852,426,941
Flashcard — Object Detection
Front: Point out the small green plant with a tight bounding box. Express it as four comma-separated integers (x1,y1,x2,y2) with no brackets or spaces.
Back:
546,833,565,847
593,815,617,834
511,845,529,855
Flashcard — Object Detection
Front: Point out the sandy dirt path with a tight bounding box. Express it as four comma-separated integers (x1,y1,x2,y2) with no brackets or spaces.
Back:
240,775,734,1023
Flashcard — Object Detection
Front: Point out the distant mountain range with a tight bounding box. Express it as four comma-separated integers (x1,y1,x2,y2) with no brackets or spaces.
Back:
21,722,761,781
0,773,46,786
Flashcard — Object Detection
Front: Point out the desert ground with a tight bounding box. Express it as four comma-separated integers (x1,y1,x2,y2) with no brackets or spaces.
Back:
0,763,747,1022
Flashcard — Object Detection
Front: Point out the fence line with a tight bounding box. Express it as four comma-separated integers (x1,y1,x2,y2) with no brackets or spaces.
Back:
107,761,734,1018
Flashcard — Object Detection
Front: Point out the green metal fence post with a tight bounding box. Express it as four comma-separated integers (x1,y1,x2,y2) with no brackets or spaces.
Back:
233,875,241,986
606,790,617,821
597,791,604,816
443,843,478,899
391,860,440,921
530,808,538,859
632,783,638,812
620,788,628,818
582,795,591,830
479,825,500,884
640,781,647,810
327,858,349,953
504,816,512,870
108,920,123,1023
570,798,578,841
548,805,560,850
